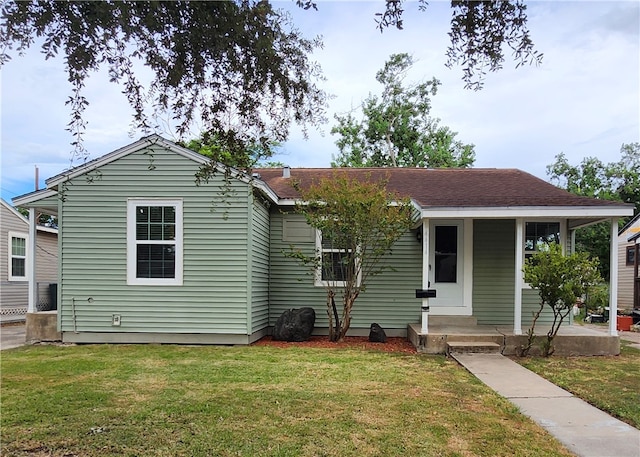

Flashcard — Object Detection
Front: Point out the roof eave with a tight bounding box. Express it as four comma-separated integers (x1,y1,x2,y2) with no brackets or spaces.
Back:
420,205,634,219
12,188,59,207
45,135,214,187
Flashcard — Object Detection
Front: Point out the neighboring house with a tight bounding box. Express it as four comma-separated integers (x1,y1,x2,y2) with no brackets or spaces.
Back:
0,198,58,315
618,214,640,310
13,135,633,345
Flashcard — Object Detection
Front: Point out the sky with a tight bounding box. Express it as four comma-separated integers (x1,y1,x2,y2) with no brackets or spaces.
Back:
1,0,639,203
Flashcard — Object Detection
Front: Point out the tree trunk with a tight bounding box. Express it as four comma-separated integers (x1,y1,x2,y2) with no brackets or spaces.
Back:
328,291,341,342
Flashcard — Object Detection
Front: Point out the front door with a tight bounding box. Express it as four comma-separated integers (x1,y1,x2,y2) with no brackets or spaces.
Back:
429,220,464,307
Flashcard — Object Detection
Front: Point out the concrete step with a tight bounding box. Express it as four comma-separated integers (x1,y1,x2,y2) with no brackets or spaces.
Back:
428,316,478,327
447,341,501,354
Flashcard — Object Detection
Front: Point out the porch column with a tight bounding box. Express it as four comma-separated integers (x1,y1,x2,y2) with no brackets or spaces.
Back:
421,218,430,333
27,208,37,313
513,218,523,335
608,217,619,336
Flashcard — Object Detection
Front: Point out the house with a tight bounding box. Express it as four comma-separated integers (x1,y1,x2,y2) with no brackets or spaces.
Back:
12,135,634,351
618,214,640,310
0,198,58,319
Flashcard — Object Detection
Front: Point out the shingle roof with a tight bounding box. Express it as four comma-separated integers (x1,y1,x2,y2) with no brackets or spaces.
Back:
253,167,628,209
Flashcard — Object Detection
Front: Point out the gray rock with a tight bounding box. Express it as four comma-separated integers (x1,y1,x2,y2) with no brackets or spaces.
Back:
369,323,387,343
273,307,316,342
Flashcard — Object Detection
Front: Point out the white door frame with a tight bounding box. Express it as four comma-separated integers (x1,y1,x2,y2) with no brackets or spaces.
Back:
427,219,473,316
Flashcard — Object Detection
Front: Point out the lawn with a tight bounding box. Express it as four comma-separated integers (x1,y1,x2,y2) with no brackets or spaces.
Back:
0,344,573,457
519,342,640,429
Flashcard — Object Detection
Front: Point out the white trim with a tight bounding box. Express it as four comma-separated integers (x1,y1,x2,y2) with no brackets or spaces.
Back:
313,229,361,288
45,135,260,189
11,188,59,209
522,219,563,289
427,219,472,316
7,230,28,282
126,198,183,286
421,218,430,332
47,136,207,187
251,179,280,205
463,218,473,312
609,218,619,337
28,209,37,313
514,218,524,335
422,206,633,219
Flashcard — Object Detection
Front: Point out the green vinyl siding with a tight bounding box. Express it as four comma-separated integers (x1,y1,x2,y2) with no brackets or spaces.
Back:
473,219,516,325
250,194,270,333
58,146,251,334
472,219,556,326
269,211,421,331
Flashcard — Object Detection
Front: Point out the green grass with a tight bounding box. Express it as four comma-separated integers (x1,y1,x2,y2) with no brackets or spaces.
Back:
0,344,574,457
519,343,640,428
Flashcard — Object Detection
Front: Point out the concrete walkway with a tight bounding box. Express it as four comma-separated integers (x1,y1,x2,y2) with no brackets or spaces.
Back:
453,353,640,457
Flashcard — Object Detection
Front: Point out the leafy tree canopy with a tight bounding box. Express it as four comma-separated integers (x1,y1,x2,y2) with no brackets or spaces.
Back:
331,53,476,168
374,0,542,90
0,0,328,161
1,0,540,163
546,142,640,278
547,143,640,214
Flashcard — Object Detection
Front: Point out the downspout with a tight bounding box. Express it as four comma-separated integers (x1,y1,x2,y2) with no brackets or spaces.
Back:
513,218,524,335
609,218,619,336
27,208,37,313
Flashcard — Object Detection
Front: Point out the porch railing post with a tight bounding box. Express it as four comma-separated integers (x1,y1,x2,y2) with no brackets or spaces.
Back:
27,208,37,314
514,218,523,335
609,217,619,336
422,218,430,334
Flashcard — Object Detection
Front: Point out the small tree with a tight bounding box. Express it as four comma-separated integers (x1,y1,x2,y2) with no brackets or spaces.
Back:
288,172,415,342
523,243,601,357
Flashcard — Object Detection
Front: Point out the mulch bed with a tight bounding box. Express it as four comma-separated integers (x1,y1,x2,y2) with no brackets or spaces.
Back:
252,335,417,354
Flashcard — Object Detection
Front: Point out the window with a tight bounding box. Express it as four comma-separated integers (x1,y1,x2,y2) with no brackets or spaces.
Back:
525,222,560,260
627,246,637,266
434,225,457,283
127,199,183,285
315,229,359,287
8,232,27,281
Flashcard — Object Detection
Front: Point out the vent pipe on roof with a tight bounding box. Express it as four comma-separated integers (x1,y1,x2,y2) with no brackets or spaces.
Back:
283,166,291,179
35,165,39,191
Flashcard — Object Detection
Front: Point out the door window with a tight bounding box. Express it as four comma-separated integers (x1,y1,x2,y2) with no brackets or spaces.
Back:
434,225,457,283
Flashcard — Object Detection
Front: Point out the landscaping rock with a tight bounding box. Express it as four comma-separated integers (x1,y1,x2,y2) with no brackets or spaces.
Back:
273,307,316,342
368,323,387,343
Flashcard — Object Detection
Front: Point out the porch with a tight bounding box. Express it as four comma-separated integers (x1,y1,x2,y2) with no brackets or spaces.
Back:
407,318,621,356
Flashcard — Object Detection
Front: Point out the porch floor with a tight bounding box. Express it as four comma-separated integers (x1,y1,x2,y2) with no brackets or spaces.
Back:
407,322,621,356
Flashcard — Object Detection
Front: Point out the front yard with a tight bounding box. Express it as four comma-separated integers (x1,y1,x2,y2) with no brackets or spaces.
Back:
1,343,573,457
519,342,640,428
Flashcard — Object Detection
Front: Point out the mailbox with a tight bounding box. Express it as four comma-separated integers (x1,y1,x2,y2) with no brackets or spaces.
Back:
415,289,436,298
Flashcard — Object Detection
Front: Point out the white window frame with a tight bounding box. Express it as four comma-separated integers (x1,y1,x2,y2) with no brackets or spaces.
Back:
314,229,361,288
523,220,565,288
524,220,562,259
127,199,183,286
8,231,28,282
